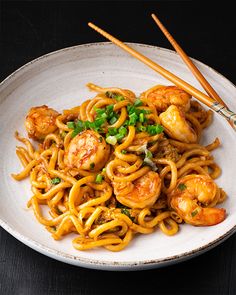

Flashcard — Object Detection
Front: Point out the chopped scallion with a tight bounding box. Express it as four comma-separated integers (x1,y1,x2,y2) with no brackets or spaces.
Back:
106,135,117,145
95,174,103,184
51,177,61,185
178,183,187,191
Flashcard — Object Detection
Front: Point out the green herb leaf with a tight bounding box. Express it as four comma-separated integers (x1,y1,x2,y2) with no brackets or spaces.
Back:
51,177,61,185
121,150,127,154
178,183,187,191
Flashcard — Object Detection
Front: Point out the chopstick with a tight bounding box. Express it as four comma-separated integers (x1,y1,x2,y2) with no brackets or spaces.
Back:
88,22,236,131
151,13,228,108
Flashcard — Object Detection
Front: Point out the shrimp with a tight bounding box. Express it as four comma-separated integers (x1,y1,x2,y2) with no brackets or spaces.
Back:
25,105,59,141
159,105,197,143
140,85,191,112
64,130,110,171
168,175,226,226
113,171,161,209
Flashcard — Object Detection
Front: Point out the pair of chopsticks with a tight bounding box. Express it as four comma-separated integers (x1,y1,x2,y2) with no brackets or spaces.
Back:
88,16,236,131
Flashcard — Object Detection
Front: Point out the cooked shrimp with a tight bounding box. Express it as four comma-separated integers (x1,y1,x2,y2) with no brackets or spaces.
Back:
64,130,110,171
159,105,197,143
168,175,226,226
113,171,161,209
140,85,191,112
25,105,59,141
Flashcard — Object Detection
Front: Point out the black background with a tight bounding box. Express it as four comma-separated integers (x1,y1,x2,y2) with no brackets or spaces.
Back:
0,1,236,295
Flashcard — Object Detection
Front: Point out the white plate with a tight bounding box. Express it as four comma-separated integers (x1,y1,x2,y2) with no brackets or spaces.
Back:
0,43,236,271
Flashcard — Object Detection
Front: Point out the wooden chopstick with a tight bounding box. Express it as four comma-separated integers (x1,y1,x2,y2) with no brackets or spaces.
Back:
88,22,236,131
151,13,228,108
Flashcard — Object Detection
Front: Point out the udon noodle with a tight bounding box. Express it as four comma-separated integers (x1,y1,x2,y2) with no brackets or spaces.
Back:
12,83,226,251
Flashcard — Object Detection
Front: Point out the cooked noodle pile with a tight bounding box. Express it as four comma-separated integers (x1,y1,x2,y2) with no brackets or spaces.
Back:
12,83,226,251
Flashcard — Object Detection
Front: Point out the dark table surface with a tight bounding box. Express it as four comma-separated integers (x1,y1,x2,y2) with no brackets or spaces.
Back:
0,1,236,295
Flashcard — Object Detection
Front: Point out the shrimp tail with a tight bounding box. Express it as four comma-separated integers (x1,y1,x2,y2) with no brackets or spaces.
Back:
199,208,226,226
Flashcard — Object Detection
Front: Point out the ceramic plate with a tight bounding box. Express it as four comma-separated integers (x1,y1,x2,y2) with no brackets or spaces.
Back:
0,43,236,271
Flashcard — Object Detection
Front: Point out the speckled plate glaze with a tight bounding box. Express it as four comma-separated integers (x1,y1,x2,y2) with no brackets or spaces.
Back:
0,43,236,271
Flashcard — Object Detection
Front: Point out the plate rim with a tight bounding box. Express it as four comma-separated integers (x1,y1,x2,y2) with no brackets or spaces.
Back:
1,42,236,270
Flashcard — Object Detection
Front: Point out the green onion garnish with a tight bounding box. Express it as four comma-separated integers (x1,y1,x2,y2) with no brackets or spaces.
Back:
115,95,125,102
133,99,143,107
178,183,187,191
90,163,95,170
191,210,198,217
139,113,144,123
121,208,135,221
67,122,76,129
51,177,61,185
146,124,164,135
95,174,103,184
109,116,118,125
106,135,117,145
146,150,153,159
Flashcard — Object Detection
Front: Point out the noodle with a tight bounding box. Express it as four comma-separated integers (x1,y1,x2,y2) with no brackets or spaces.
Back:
12,83,227,251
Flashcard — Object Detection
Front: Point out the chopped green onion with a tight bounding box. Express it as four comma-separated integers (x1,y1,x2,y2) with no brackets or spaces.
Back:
106,104,114,113
191,210,198,217
139,113,144,123
121,208,135,221
51,177,61,185
95,174,103,184
146,124,164,135
136,125,146,132
101,112,108,119
115,95,125,101
67,121,76,129
121,150,127,154
115,133,124,142
106,135,117,145
102,168,106,173
108,127,118,136
90,163,95,170
146,150,153,159
118,126,127,136
133,99,143,107
109,116,118,125
178,183,187,191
